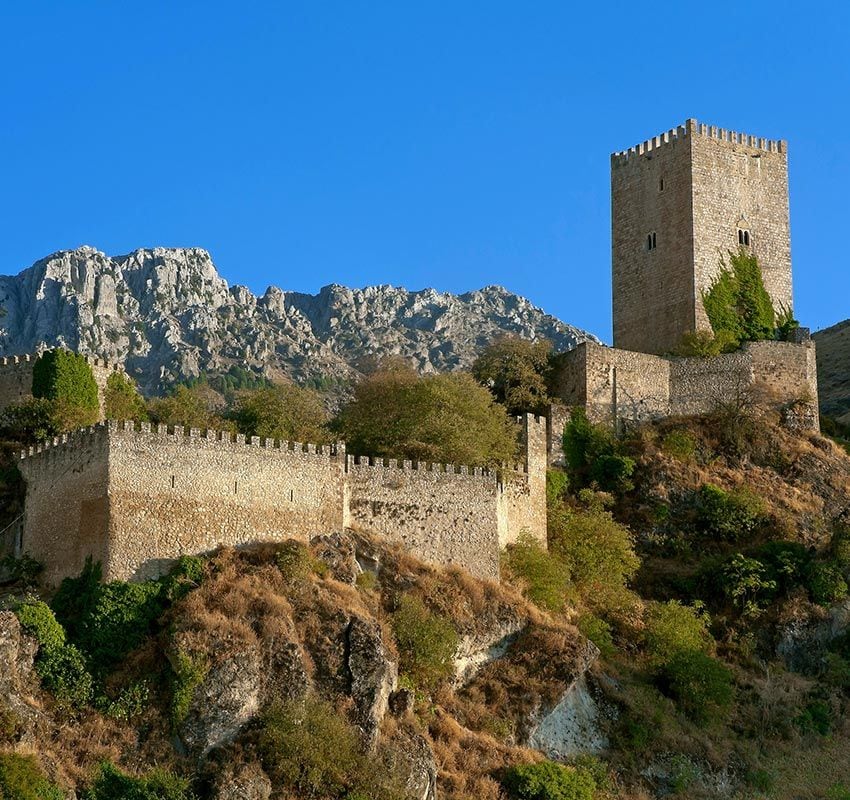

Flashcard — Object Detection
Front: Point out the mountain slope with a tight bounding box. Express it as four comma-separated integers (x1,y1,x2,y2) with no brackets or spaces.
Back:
0,246,596,393
815,320,850,424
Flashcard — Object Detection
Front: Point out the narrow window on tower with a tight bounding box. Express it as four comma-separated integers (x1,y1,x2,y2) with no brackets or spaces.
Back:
738,229,751,247
646,232,657,251
659,178,664,191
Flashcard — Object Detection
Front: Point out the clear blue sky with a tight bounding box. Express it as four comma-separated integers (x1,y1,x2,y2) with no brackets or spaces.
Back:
2,2,848,342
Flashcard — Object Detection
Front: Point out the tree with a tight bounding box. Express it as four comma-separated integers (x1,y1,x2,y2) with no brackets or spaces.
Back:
334,364,518,466
231,384,330,443
701,249,778,348
147,384,227,430
472,336,553,415
32,350,99,429
104,372,148,422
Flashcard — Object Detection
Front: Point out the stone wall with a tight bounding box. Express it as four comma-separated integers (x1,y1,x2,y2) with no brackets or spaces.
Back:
550,340,818,433
18,414,549,584
0,352,123,421
611,120,793,355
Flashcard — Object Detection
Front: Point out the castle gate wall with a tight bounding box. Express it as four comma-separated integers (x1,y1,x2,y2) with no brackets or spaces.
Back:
667,351,753,416
347,458,502,580
17,427,111,586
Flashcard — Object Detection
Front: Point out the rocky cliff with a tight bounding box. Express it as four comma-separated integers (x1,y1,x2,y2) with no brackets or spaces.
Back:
0,247,595,393
814,319,850,424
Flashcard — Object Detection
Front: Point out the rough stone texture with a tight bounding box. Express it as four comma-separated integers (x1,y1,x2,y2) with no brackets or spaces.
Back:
550,339,819,432
311,531,361,584
527,673,608,759
611,119,792,355
0,246,595,395
209,763,272,800
454,616,526,686
0,352,123,421
18,415,547,585
179,649,262,758
346,616,397,744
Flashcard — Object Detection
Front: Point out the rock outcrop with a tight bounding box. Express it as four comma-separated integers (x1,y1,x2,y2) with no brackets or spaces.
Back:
0,246,596,395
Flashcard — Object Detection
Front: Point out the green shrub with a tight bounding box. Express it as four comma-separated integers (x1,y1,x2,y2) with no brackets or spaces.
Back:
503,534,570,613
391,594,458,689
673,329,738,357
660,430,697,461
718,553,777,617
0,753,64,800
805,560,848,606
546,469,569,504
82,762,195,800
549,504,639,605
355,570,378,591
230,384,330,444
794,698,832,736
501,761,596,800
32,349,99,429
16,599,94,707
0,398,60,443
0,553,43,586
259,698,409,800
169,650,209,727
752,540,810,595
95,679,151,721
275,540,314,584
104,372,148,422
643,600,712,668
562,408,635,494
827,784,850,800
695,483,763,542
659,650,733,724
577,614,615,658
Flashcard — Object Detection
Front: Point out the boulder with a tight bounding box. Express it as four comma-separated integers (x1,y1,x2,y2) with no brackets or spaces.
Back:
209,763,272,800
347,616,397,744
312,532,361,584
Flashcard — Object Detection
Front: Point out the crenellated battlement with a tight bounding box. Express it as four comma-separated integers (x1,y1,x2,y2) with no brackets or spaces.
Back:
346,452,497,481
0,354,33,367
18,419,344,464
612,118,786,166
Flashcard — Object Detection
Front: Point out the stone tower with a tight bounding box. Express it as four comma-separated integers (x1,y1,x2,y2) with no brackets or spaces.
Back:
610,119,792,355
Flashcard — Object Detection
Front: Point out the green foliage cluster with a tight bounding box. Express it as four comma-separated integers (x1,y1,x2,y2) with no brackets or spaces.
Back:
673,329,738,358
390,594,458,689
103,372,147,422
169,650,209,728
576,614,615,658
502,534,570,613
0,753,64,800
15,600,93,708
0,398,60,443
335,363,519,467
643,600,712,668
658,649,734,724
660,429,697,461
185,364,271,398
82,762,195,800
258,697,411,800
147,384,225,431
32,350,99,429
701,249,778,348
545,469,569,504
501,760,599,800
51,556,205,678
562,408,635,494
231,384,330,443
548,501,639,612
471,336,553,415
694,483,764,543
0,553,43,586
274,540,320,584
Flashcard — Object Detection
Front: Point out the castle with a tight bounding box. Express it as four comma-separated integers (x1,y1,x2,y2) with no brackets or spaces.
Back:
4,118,819,584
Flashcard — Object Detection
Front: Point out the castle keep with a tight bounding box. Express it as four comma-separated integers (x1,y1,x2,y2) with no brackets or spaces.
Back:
551,118,817,432
15,415,546,585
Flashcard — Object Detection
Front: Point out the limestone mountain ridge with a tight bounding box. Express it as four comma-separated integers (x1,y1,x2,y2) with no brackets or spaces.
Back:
0,246,597,393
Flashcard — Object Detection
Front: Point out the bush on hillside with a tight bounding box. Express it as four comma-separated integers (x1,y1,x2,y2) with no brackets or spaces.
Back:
147,384,227,431
0,752,64,800
231,383,330,444
660,429,697,461
806,560,848,606
562,408,634,494
694,483,764,543
334,363,518,466
502,533,570,613
471,335,553,416
15,600,93,708
546,469,569,504
658,650,733,724
82,762,195,800
501,761,598,800
258,698,410,800
643,600,712,668
103,372,148,422
391,594,458,689
718,553,777,617
32,349,100,429
673,329,738,357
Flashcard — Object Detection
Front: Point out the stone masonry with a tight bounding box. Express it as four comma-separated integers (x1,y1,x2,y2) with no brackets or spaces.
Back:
612,119,792,355
16,415,547,585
